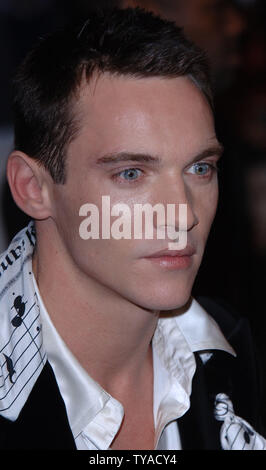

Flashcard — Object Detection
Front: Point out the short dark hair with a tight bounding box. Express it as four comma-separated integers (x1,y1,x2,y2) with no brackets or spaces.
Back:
12,6,213,184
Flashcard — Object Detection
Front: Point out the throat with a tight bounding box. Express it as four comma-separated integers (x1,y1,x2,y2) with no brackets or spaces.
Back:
109,346,155,450
32,228,158,401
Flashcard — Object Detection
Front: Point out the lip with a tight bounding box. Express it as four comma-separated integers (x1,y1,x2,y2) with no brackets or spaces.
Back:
145,246,196,258
143,245,195,270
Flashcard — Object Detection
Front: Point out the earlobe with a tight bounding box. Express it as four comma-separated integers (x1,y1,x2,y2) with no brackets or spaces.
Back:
6,151,52,220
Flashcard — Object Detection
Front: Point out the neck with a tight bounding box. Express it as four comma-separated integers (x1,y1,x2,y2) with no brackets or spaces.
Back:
32,220,159,394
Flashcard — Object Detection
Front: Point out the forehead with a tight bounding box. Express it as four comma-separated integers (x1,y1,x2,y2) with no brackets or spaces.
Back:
77,72,211,117
71,73,216,162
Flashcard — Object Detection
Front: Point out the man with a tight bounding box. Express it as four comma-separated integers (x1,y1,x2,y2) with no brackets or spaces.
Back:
0,7,265,450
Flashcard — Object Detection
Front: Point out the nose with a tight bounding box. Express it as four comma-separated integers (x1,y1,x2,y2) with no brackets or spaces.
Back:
152,176,199,239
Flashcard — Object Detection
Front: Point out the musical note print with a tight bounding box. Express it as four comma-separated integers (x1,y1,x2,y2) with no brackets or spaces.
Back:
11,295,27,327
10,294,45,366
3,354,16,384
0,222,47,421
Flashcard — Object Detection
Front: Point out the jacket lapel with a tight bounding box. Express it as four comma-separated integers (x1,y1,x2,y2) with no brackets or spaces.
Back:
0,361,76,450
0,297,262,450
178,352,223,450
178,297,264,449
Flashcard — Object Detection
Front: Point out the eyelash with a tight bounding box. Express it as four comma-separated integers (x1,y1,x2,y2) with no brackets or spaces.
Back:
111,161,219,184
187,161,219,177
111,168,144,184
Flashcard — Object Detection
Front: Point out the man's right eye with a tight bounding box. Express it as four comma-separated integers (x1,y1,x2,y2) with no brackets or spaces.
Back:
112,168,144,183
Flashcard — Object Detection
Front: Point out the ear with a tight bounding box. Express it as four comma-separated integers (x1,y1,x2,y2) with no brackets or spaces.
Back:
6,151,53,220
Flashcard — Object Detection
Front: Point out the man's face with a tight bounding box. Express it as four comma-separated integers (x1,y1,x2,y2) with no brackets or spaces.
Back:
51,74,221,311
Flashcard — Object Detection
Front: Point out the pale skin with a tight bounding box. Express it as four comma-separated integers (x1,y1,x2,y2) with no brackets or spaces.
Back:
7,74,222,449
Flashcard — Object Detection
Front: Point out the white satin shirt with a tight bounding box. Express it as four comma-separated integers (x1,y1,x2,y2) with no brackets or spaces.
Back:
33,275,235,450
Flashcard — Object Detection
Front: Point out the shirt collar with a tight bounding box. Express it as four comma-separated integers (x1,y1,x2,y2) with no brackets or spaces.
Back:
36,277,236,449
33,273,124,444
173,297,236,357
0,221,47,422
0,222,236,437
151,298,236,447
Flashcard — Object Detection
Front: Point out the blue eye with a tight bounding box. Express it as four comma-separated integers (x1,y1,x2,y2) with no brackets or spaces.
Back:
188,162,215,176
118,168,142,181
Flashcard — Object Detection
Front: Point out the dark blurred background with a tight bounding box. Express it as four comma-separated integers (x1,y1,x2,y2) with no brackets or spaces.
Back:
0,0,266,425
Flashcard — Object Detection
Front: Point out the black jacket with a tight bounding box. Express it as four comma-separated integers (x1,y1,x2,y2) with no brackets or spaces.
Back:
0,297,264,450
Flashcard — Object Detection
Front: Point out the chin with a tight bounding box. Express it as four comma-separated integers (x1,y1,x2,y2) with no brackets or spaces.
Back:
132,283,193,312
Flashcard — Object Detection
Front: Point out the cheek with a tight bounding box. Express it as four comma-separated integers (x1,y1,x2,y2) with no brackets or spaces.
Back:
68,238,141,301
52,188,88,260
53,178,104,236
56,198,80,237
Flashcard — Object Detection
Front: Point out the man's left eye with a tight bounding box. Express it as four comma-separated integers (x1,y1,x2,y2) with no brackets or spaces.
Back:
187,162,215,176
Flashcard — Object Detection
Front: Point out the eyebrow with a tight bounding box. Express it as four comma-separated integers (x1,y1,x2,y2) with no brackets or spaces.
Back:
95,143,224,167
95,152,161,166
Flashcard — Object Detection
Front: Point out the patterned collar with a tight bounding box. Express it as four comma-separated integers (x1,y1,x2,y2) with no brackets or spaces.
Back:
0,221,233,423
0,222,46,421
